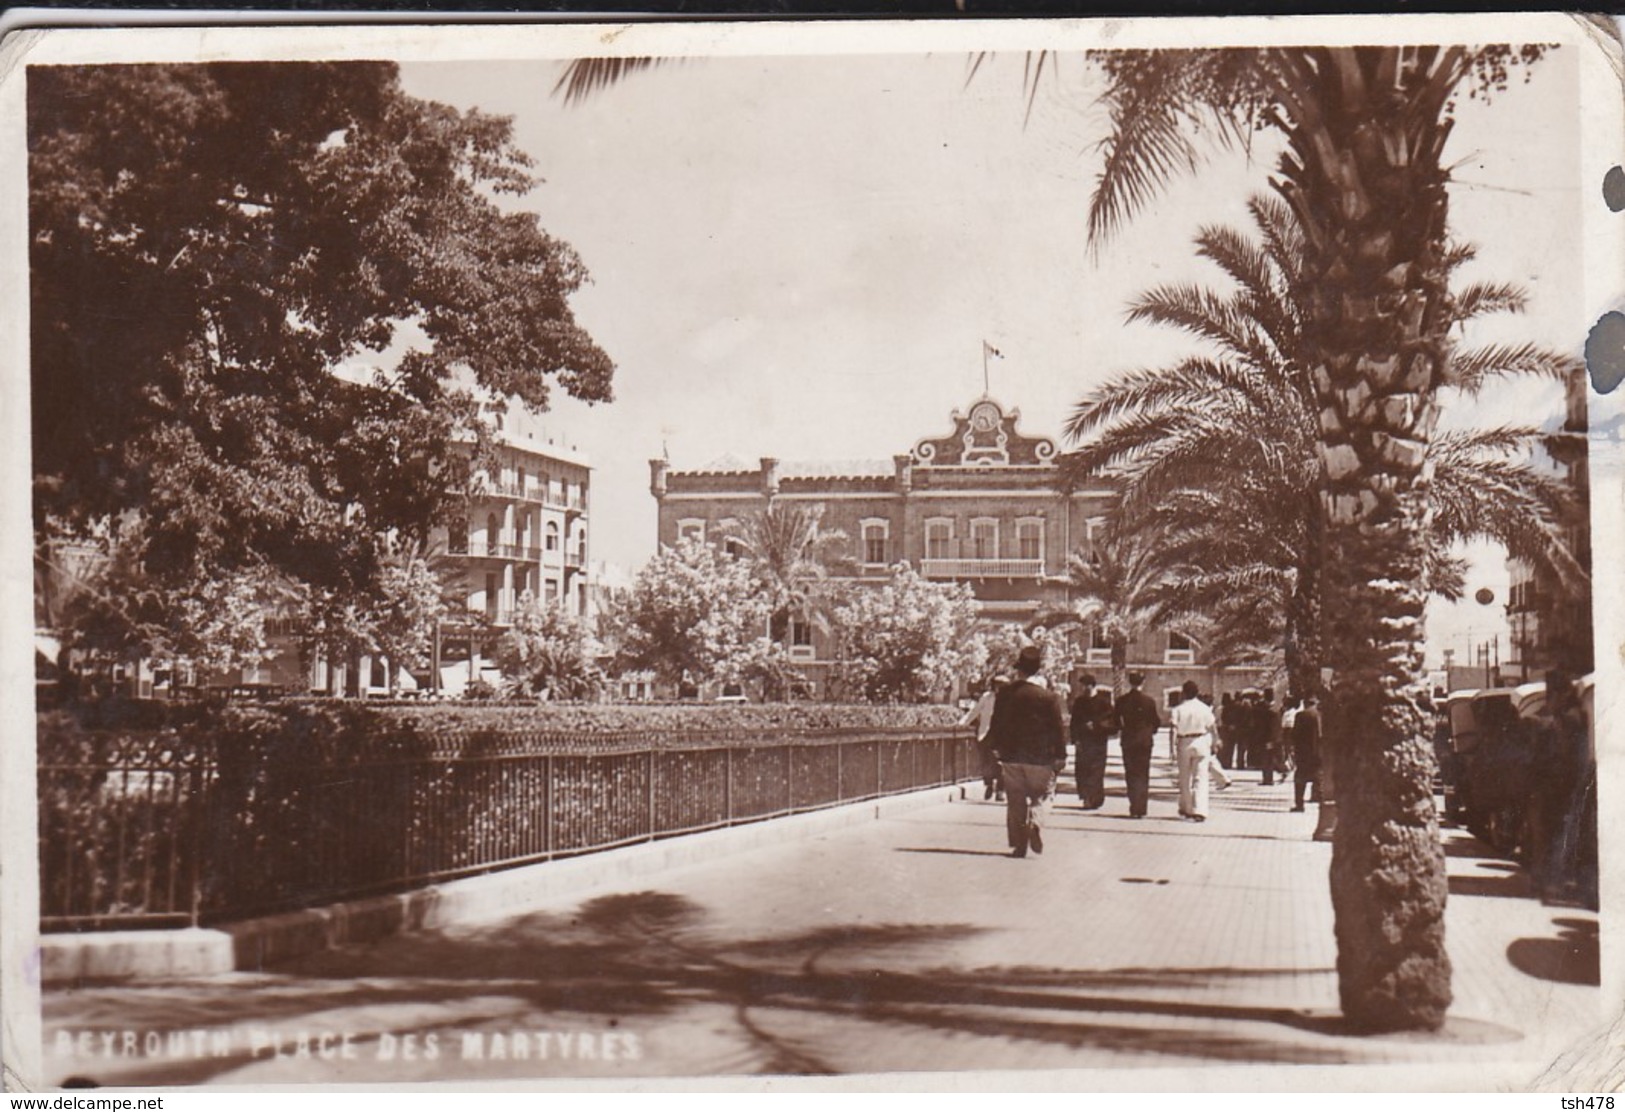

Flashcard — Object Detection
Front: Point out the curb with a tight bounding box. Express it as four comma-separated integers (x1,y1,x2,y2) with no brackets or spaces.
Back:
41,781,973,984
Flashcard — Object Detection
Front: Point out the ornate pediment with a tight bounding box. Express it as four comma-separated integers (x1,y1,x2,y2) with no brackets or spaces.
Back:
910,397,1057,467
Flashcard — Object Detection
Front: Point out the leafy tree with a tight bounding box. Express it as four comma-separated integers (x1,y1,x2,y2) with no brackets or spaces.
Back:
495,591,604,700
828,565,979,703
610,536,772,686
30,62,614,664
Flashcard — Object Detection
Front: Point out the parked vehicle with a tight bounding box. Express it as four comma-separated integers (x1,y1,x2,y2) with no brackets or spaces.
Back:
1445,675,1596,906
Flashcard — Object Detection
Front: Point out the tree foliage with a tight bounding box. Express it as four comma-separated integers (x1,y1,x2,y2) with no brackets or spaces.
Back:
495,591,604,700
609,536,772,686
1062,196,1581,695
828,564,980,703
30,61,615,660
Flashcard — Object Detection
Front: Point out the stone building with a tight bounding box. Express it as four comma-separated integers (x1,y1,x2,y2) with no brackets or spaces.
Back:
429,412,594,694
649,395,1266,702
1506,367,1593,682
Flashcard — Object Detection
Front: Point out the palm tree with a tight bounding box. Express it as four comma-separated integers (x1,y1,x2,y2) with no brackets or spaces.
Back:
723,503,846,693
1034,532,1181,697
557,40,1559,1031
1087,46,1558,1029
1063,197,1581,703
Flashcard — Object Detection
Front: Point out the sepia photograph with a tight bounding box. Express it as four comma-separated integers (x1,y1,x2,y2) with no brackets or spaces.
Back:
3,13,1622,1093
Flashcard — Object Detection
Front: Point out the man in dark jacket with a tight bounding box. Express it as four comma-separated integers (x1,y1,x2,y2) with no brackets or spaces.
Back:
1291,695,1322,812
987,644,1067,858
1114,671,1162,818
1070,673,1116,810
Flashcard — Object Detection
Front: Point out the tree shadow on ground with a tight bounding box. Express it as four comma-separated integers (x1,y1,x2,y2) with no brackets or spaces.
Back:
1442,837,1508,860
1507,917,1600,986
1448,869,1536,900
47,889,1501,1085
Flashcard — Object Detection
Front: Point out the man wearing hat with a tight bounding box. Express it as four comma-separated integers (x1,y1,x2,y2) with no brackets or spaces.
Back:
1070,673,1116,810
986,644,1067,857
1114,671,1162,819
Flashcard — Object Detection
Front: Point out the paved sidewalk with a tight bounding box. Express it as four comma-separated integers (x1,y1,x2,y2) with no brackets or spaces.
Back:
40,742,1604,1089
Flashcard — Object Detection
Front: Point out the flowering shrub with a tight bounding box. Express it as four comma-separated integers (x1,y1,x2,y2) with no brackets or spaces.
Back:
828,564,981,703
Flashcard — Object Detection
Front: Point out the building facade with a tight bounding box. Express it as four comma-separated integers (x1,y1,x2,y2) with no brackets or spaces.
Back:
1505,367,1593,682
223,418,595,697
430,415,594,694
650,396,1266,701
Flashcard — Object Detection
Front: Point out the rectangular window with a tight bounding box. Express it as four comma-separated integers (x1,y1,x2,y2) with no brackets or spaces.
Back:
1017,520,1042,561
791,617,813,647
971,519,997,559
484,573,498,617
926,521,951,560
863,523,887,565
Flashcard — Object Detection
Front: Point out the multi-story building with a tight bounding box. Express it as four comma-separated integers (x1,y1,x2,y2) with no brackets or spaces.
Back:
431,410,594,693
212,413,595,697
649,394,1267,701
1505,367,1593,681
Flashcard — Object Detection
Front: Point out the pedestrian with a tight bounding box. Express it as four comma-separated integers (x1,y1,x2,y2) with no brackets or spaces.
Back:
1170,679,1217,822
1070,673,1115,810
986,644,1067,858
959,675,1008,801
1291,695,1322,812
1218,692,1239,770
1257,688,1282,785
1114,671,1161,819
1529,669,1587,901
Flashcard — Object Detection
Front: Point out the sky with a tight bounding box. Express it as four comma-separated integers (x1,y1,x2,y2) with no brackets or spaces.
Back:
394,46,1583,670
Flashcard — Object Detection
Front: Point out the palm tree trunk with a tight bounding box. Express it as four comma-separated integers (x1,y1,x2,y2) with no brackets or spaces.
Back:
1281,46,1463,1031
1284,494,1325,701
1110,639,1128,696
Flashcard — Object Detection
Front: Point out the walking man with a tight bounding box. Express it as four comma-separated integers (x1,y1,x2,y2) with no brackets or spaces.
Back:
1114,671,1161,819
1291,694,1322,812
959,676,1007,801
1258,688,1283,785
1070,673,1115,810
987,645,1067,858
1170,679,1217,822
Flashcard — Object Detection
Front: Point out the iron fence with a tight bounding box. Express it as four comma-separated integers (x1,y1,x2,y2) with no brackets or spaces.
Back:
39,724,975,931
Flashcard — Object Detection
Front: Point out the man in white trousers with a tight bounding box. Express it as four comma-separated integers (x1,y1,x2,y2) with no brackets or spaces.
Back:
1170,679,1217,822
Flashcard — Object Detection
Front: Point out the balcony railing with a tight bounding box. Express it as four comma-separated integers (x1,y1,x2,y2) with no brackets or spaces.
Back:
920,557,1045,580
470,481,583,513
464,540,545,561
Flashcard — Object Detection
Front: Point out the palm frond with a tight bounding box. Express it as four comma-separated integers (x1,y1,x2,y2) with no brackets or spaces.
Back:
1451,281,1528,323
1085,49,1275,247
1448,343,1581,394
553,58,668,105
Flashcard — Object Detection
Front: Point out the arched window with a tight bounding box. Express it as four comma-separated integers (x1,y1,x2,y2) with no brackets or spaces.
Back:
545,520,561,552
485,512,500,554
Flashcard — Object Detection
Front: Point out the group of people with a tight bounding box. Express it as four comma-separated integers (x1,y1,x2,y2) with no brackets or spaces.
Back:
961,644,1324,857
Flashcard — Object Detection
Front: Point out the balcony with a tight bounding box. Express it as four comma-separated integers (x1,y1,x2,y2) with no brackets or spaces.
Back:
464,540,545,561
920,558,1045,580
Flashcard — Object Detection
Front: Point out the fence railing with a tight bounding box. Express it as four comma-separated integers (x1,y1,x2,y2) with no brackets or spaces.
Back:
39,725,976,931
